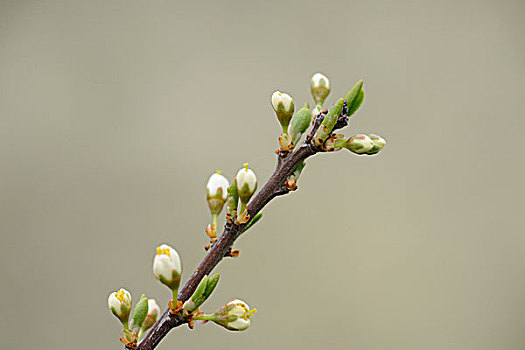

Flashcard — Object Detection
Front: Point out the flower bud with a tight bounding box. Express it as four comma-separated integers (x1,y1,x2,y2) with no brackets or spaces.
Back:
235,164,257,206
212,299,256,331
206,171,229,215
288,102,312,145
366,134,386,154
345,134,374,154
108,288,132,326
153,244,182,291
310,73,331,105
271,91,294,132
141,299,160,331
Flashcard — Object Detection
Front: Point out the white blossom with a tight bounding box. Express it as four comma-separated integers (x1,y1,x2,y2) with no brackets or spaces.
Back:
153,244,182,290
108,288,132,323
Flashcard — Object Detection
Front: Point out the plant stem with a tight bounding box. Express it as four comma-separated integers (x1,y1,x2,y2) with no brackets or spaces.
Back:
211,214,218,234
192,314,218,322
136,144,316,350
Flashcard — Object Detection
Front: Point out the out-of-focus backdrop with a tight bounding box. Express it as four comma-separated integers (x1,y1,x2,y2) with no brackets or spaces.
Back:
1,0,524,349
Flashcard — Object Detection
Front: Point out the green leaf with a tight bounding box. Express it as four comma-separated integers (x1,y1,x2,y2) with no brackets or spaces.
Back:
203,273,220,299
242,212,263,232
313,98,345,147
288,102,312,145
131,294,148,328
343,80,364,117
228,181,239,212
192,275,208,303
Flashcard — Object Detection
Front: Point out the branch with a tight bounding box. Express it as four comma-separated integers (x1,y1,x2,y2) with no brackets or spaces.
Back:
136,144,317,350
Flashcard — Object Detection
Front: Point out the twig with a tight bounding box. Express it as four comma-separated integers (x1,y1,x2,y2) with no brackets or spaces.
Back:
136,144,317,350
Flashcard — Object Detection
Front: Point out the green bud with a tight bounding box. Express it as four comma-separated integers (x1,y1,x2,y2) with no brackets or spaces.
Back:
313,98,345,147
345,134,374,154
131,294,149,330
227,181,239,216
310,73,331,105
366,134,386,154
343,80,364,117
271,91,295,132
288,102,312,145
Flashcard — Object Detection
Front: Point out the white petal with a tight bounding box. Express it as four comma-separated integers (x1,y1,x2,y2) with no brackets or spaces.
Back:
236,168,257,193
206,173,229,199
228,317,250,331
147,299,160,317
311,72,329,88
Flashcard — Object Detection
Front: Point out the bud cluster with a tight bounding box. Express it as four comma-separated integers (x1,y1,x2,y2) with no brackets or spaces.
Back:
107,289,161,345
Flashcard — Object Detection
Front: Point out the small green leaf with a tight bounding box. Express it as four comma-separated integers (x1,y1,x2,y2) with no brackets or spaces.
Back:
131,294,148,329
228,181,239,213
343,80,364,117
313,98,345,146
192,275,208,303
242,212,263,232
203,273,220,299
288,102,312,145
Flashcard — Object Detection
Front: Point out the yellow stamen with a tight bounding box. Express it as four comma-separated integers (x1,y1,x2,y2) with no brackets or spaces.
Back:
216,170,222,175
116,289,126,303
246,308,257,319
243,163,248,171
156,246,171,256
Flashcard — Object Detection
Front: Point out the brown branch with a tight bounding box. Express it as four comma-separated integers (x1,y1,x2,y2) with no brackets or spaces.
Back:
136,144,317,350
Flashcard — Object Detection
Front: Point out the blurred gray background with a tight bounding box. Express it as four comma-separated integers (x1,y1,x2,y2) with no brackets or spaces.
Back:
1,0,524,349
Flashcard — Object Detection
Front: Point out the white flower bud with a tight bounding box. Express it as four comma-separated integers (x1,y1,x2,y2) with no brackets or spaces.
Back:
214,299,256,331
153,244,182,291
310,72,331,105
108,288,132,325
141,299,160,331
206,171,229,215
271,91,295,132
235,164,257,205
